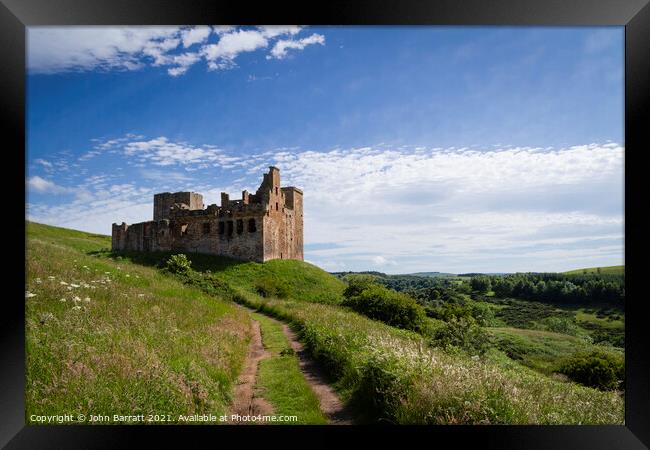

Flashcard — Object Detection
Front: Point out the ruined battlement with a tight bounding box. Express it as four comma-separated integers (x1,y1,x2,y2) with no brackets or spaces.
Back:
111,167,303,262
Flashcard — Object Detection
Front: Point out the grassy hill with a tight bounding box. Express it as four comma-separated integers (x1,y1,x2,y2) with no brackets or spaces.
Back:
26,222,624,425
26,222,250,423
563,265,624,275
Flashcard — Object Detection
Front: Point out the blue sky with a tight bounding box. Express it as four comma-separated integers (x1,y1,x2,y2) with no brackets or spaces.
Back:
25,26,624,273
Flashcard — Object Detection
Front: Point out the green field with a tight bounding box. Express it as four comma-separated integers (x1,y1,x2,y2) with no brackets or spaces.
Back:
26,222,250,423
26,221,625,425
563,265,624,275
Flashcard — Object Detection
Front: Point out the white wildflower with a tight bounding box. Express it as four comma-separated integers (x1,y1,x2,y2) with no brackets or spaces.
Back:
84,297,90,303
60,298,66,302
25,291,37,298
138,294,145,297
125,274,130,277
60,281,68,285
70,284,80,288
72,305,82,311
48,276,55,280
35,278,42,283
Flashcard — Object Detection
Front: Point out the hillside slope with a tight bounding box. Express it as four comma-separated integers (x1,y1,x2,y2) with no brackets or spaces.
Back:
26,222,624,425
26,222,250,423
564,265,624,275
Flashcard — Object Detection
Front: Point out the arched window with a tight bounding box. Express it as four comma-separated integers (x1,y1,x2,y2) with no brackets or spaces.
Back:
227,221,233,236
218,222,225,235
248,218,257,232
236,219,243,234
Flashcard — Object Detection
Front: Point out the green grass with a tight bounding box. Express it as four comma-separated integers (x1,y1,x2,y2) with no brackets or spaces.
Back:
253,313,328,424
106,249,346,305
575,309,624,329
486,327,621,375
26,222,251,424
232,292,624,424
563,265,624,275
27,221,625,425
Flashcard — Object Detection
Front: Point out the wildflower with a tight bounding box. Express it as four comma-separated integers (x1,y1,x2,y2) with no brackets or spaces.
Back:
72,305,82,311
60,298,67,302
104,272,110,275
73,296,81,303
125,274,130,278
35,278,42,284
70,284,80,288
48,276,55,280
25,291,37,298
67,286,73,291
84,297,91,303
138,294,145,297
60,281,69,286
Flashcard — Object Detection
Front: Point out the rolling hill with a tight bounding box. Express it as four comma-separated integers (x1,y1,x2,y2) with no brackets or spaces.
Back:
563,265,624,275
25,221,624,425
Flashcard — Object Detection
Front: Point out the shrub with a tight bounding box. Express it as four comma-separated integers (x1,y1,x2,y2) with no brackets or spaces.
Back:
254,276,291,299
342,284,427,332
425,301,495,327
534,316,581,336
165,253,192,274
556,350,624,391
430,317,489,355
343,274,377,299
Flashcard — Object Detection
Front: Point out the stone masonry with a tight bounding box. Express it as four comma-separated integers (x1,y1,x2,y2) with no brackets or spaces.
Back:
111,167,303,262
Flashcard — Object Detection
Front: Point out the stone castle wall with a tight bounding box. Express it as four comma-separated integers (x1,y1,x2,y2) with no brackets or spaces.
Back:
111,167,303,263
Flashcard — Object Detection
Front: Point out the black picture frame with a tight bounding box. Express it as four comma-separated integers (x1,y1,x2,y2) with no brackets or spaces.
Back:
3,0,648,448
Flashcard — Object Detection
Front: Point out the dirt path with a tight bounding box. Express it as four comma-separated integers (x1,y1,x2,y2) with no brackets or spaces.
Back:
282,324,354,425
227,320,274,423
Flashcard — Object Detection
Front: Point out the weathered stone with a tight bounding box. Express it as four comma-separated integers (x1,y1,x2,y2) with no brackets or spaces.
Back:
111,167,303,262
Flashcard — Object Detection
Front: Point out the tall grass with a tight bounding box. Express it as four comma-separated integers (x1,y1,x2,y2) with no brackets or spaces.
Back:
26,222,250,423
228,291,623,424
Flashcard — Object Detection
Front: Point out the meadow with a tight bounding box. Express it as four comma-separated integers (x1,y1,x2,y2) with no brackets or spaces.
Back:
26,222,250,423
26,222,625,425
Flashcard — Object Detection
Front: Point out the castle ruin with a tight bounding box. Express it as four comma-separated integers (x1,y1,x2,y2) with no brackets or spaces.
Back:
111,166,303,262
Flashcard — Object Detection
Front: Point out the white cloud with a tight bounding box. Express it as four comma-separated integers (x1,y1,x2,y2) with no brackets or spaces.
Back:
268,33,325,59
202,29,269,70
28,26,181,73
35,158,53,168
258,26,302,39
26,176,74,195
121,136,246,168
265,143,624,272
167,52,202,76
180,26,211,48
28,26,325,76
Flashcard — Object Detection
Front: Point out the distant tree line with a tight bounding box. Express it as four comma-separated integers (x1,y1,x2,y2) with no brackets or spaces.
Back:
471,273,624,306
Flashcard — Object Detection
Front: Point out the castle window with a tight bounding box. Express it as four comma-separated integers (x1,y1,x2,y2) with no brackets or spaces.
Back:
236,219,244,234
248,218,257,232
275,202,278,211
218,221,225,235
202,222,211,235
181,224,188,236
275,187,278,195
227,221,233,236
